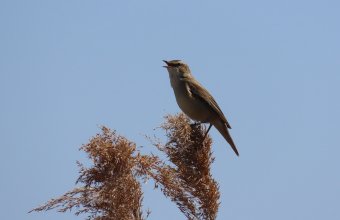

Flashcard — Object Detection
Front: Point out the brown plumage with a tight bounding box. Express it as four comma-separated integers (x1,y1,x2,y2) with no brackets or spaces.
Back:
163,60,239,156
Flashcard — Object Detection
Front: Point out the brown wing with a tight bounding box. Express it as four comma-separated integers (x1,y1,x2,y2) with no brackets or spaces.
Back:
186,78,232,129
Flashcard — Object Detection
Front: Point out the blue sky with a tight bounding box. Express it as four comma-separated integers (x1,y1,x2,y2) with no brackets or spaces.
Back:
1,0,339,219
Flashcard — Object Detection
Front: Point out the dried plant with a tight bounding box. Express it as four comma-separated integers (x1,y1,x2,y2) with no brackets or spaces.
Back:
29,127,149,220
147,113,220,220
30,114,220,220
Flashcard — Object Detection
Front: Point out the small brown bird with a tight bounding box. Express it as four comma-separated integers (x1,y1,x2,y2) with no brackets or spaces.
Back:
163,60,239,156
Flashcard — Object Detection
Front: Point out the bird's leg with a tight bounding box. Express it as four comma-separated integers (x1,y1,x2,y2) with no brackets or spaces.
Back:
203,123,212,140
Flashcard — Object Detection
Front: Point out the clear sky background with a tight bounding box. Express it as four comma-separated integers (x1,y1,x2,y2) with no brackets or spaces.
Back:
1,0,339,220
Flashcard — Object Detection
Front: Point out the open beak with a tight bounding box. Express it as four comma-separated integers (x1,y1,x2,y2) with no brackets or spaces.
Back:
163,60,170,68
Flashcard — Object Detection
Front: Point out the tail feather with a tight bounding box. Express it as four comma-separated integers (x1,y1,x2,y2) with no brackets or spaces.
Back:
213,120,239,156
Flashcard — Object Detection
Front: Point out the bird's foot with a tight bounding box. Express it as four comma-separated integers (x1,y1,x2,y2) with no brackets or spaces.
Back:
191,121,201,125
190,121,202,128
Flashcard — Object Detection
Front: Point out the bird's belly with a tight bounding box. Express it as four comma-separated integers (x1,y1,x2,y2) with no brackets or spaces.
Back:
175,93,211,122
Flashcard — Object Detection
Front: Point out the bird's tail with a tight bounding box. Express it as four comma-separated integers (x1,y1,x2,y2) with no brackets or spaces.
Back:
213,120,239,156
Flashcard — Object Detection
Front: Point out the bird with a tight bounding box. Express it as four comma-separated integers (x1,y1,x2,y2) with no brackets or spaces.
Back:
163,60,239,156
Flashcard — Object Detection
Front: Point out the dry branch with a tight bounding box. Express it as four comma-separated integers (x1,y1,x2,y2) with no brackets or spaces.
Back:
30,114,220,220
30,127,148,220
147,113,220,220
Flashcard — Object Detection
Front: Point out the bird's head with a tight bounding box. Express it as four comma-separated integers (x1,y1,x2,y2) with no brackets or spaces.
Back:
163,60,191,76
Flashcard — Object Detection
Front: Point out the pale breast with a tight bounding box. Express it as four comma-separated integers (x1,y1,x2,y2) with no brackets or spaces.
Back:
173,83,212,122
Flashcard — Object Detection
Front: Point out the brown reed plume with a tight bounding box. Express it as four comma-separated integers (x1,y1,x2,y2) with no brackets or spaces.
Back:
29,126,149,220
30,114,220,220
147,113,220,220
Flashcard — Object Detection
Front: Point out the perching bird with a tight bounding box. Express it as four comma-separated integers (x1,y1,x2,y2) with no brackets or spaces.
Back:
163,60,239,156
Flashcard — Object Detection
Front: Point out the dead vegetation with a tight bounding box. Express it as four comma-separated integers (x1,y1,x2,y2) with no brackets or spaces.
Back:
30,113,220,220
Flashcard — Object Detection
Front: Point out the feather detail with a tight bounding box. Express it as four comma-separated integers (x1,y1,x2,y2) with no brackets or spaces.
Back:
185,78,232,129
